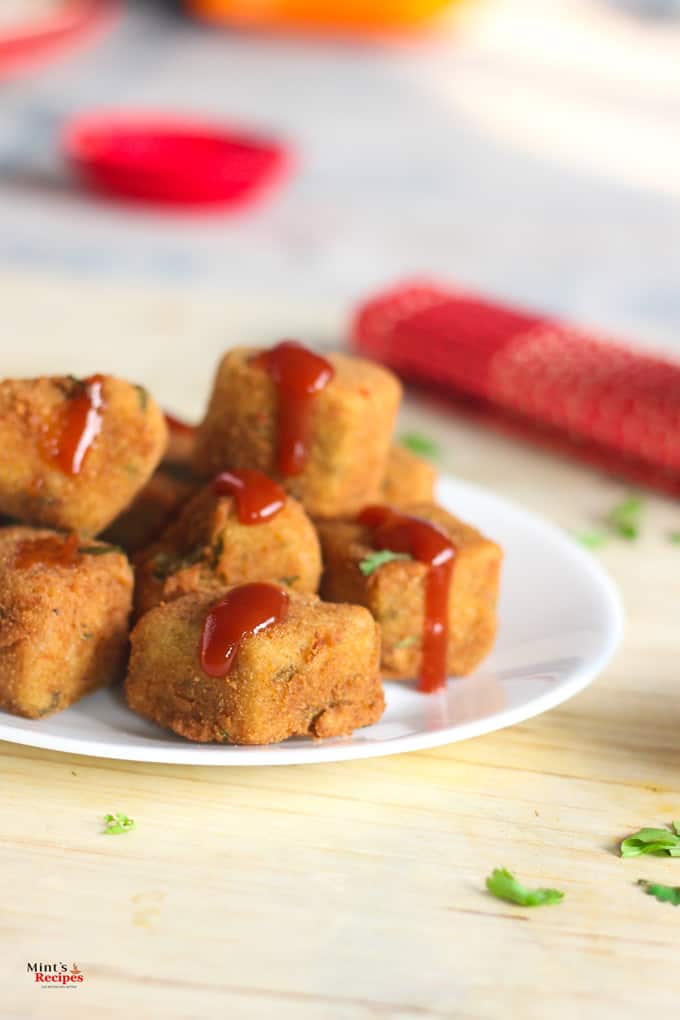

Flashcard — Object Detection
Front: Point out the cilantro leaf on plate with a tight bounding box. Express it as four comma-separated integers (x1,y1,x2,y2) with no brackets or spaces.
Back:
485,868,564,907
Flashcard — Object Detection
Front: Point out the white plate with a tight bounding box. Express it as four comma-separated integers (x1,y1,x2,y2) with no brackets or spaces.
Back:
0,475,623,766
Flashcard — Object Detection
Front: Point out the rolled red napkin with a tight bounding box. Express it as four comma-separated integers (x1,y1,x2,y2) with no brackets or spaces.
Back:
351,280,680,495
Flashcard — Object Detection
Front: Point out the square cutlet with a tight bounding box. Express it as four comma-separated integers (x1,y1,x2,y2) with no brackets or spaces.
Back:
317,503,502,678
125,588,384,744
134,482,322,617
0,526,133,718
0,375,167,536
192,347,402,518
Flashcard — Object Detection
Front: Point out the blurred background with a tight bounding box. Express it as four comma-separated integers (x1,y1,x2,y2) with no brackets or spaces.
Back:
1,0,679,418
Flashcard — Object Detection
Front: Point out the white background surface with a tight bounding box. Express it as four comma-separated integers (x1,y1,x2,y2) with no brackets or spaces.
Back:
0,0,679,355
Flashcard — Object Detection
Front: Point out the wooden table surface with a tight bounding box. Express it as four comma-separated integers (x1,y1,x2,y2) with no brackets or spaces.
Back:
2,271,680,1020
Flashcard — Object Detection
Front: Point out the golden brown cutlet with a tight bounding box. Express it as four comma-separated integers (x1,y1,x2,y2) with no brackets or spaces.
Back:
134,481,322,617
0,375,167,535
317,502,502,678
193,348,402,518
0,526,133,719
125,588,384,745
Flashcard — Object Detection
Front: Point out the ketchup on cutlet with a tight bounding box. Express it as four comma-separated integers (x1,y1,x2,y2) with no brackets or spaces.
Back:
358,505,456,693
200,582,290,678
213,469,286,525
14,532,80,569
40,374,105,476
251,340,334,476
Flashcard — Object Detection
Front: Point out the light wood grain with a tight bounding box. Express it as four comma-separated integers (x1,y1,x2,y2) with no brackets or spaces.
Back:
1,269,680,1020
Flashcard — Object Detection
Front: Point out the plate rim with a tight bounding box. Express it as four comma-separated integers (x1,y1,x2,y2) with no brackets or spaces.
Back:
0,475,624,766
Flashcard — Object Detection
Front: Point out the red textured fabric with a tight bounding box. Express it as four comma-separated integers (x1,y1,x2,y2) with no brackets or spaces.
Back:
351,280,680,494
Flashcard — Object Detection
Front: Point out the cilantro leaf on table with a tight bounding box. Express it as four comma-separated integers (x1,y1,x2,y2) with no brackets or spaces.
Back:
359,550,412,576
399,432,440,460
638,879,680,906
574,531,607,549
103,812,135,835
607,496,644,541
485,868,564,907
620,823,680,858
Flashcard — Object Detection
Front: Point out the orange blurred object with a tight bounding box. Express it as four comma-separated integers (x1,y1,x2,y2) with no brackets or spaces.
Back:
187,0,457,31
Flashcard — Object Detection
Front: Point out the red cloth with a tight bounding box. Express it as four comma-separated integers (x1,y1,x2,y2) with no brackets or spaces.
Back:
352,280,680,496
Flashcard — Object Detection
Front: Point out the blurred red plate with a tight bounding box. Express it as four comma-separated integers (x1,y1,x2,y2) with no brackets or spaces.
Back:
63,111,293,209
0,1,118,79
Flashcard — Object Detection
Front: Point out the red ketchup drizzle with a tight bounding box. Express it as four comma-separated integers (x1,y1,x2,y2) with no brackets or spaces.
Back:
200,582,290,679
213,469,286,525
252,340,334,476
358,506,456,694
14,532,80,570
41,374,105,476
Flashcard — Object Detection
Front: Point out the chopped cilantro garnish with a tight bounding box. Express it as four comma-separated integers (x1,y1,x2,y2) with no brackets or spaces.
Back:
485,868,564,907
79,544,124,557
151,547,203,581
399,432,440,460
151,552,174,580
56,375,81,398
620,821,680,858
574,531,607,549
278,575,300,587
135,385,149,412
669,531,680,545
211,535,224,570
394,635,419,649
638,879,680,906
359,550,412,576
103,812,135,835
183,547,205,569
607,495,644,540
